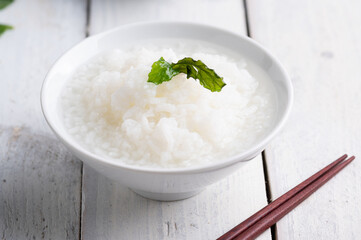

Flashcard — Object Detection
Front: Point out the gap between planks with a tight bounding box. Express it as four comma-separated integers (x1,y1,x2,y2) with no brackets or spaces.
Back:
79,1,92,239
243,0,277,239
262,151,278,240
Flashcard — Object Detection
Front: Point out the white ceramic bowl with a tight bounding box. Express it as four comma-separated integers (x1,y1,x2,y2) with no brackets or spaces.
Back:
41,22,293,201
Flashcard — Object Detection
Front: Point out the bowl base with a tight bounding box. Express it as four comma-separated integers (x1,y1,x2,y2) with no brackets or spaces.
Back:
131,188,203,201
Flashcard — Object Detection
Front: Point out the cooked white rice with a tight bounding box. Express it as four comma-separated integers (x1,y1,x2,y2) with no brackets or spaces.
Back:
61,42,275,168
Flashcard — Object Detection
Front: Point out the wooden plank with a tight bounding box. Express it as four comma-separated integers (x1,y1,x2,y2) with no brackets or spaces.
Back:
0,0,86,239
247,0,361,239
82,160,270,240
89,0,245,34
82,0,271,239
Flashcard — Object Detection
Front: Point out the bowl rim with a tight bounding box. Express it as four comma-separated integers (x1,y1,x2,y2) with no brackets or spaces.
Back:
41,21,293,174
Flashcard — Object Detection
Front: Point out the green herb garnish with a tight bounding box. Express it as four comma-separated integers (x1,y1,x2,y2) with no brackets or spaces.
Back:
0,0,14,10
0,24,13,36
148,57,226,92
0,0,14,37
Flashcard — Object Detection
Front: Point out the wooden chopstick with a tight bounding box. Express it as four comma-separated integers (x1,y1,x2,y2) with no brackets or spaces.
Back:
218,154,348,240
218,154,355,240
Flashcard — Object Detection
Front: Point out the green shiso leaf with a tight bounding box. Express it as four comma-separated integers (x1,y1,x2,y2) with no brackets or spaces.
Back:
147,57,180,85
171,57,226,92
148,57,226,92
0,0,14,10
0,24,13,36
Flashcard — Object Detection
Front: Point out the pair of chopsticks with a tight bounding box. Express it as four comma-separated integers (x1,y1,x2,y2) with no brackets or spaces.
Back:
218,154,355,240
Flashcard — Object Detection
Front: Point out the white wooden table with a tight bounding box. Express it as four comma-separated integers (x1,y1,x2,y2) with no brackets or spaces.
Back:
1,0,360,239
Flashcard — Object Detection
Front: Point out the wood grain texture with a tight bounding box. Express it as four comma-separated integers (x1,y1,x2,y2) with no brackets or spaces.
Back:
0,0,86,239
0,127,82,240
82,0,271,239
247,0,361,239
